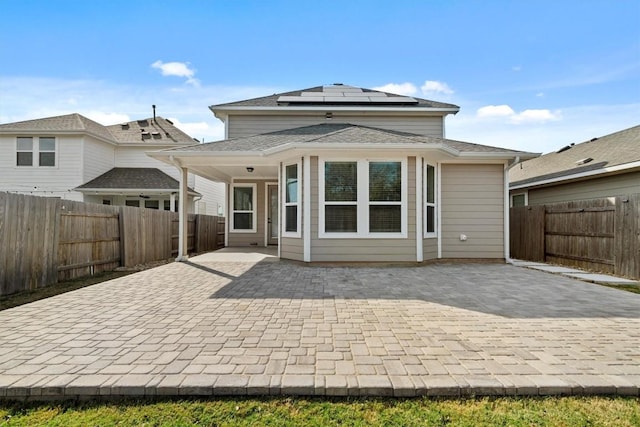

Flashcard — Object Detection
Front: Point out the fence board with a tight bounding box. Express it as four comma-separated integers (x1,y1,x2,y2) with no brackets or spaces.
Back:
510,194,639,279
0,192,226,296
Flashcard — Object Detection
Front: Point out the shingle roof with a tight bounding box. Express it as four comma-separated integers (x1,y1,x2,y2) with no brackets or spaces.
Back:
510,124,640,187
76,168,182,190
0,114,197,145
0,113,114,141
159,123,531,156
211,85,459,110
106,117,196,145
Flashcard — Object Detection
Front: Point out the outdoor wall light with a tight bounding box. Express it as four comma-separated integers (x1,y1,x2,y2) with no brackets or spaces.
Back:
246,167,254,173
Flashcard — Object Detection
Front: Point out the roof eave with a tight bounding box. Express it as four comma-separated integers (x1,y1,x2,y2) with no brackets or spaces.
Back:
510,160,640,190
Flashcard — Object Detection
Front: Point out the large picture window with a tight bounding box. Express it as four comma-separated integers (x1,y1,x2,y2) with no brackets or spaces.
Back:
16,136,56,167
320,159,406,238
231,184,256,232
283,162,301,237
424,163,437,236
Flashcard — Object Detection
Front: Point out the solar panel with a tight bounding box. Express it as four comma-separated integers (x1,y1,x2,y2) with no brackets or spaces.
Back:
277,85,418,104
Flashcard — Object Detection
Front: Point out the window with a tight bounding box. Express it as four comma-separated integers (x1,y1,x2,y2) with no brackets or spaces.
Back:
320,159,406,238
369,162,401,232
125,200,140,207
324,161,358,233
16,137,33,166
511,193,527,207
231,184,256,232
283,162,301,236
145,200,159,210
16,137,55,167
424,163,437,236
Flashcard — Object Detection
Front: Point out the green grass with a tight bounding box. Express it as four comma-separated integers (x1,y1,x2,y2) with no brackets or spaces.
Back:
599,283,640,294
0,271,134,311
0,396,638,427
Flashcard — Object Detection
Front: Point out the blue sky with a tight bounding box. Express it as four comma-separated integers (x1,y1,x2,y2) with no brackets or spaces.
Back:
1,0,638,153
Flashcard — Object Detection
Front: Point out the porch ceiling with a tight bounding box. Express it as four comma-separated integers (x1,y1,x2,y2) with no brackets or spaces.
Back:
189,164,279,182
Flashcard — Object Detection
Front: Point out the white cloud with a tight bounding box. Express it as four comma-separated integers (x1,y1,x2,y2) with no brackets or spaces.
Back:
510,109,561,124
477,104,515,118
151,60,199,86
512,65,522,72
372,83,417,96
168,118,225,142
476,104,561,124
84,111,130,125
536,92,545,97
421,80,454,96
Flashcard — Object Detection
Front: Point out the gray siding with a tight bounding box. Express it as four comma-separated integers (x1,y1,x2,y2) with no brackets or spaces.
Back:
310,156,417,262
228,115,443,138
525,171,640,205
441,164,505,259
228,179,269,247
281,237,303,261
423,238,437,260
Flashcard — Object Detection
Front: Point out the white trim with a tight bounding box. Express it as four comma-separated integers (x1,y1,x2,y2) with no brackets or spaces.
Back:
14,136,58,169
213,106,460,114
318,158,408,239
230,183,258,233
436,162,442,259
504,161,510,260
277,163,282,258
509,160,640,190
303,156,311,262
415,157,423,262
265,182,278,246
281,160,302,238
224,183,229,247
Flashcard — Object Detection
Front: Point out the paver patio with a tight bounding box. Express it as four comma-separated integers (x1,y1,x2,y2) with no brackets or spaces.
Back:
0,250,639,399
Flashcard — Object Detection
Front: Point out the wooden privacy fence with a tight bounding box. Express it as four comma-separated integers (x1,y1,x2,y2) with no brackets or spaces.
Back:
510,194,640,279
0,192,225,296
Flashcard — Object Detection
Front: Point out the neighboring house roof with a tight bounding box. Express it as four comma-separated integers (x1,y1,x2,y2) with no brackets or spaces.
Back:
0,114,197,146
211,84,460,111
76,167,199,194
510,124,640,189
0,113,115,142
106,117,197,145
154,123,535,158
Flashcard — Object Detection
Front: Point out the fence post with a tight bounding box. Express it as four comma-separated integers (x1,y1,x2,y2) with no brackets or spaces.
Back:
118,206,126,267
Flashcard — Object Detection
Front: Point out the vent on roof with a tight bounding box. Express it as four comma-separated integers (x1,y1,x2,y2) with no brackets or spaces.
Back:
590,137,598,142
556,144,574,153
165,119,174,125
575,157,593,165
120,123,129,130
138,119,149,127
151,132,160,136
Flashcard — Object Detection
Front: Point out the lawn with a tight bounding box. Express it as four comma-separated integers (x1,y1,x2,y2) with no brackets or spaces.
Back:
0,396,638,426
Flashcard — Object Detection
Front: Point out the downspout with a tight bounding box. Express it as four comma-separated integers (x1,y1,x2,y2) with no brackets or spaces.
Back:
169,155,189,262
504,156,520,264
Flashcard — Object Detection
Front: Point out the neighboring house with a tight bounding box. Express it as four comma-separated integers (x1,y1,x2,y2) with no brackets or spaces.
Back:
150,84,537,262
0,113,225,213
509,125,640,206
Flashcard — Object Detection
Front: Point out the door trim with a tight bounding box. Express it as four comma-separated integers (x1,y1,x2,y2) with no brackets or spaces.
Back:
265,182,278,246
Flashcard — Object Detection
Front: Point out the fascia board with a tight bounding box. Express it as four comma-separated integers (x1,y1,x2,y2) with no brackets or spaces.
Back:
509,160,640,190
211,106,460,114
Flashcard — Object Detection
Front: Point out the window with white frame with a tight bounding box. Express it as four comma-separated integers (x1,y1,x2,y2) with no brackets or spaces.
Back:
16,136,56,167
511,193,527,207
320,159,406,238
424,163,437,236
231,184,256,232
283,162,301,236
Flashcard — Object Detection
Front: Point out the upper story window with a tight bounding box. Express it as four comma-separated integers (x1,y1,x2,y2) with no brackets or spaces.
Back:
231,184,257,232
319,158,407,238
16,136,56,167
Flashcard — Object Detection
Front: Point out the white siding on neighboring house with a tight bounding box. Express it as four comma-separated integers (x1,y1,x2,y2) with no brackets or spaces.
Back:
82,136,115,182
115,146,196,188
0,135,84,200
440,163,505,259
194,175,225,216
227,114,444,139
525,171,640,205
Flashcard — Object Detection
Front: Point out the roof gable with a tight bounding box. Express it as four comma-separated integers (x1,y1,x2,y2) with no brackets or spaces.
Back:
0,113,114,141
510,124,640,187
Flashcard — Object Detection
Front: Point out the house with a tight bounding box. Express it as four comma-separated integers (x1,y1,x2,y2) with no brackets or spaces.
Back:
149,84,538,262
0,112,225,213
509,125,640,206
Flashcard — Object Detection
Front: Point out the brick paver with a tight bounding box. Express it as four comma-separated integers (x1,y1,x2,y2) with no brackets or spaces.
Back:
0,253,639,399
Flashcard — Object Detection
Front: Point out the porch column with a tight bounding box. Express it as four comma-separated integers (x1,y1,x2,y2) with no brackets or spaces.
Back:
303,155,311,262
176,166,189,261
415,157,423,262
170,193,176,212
